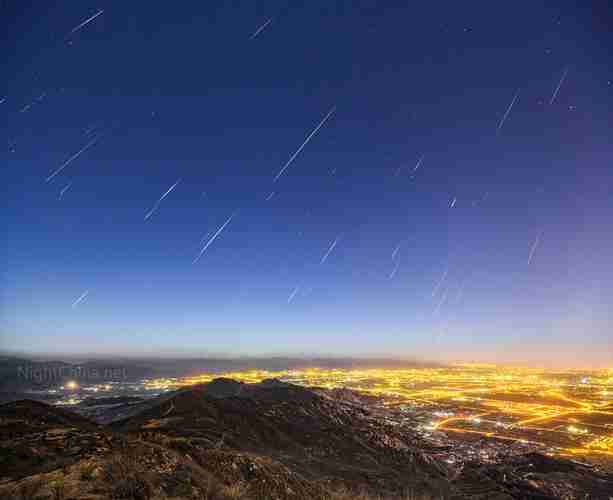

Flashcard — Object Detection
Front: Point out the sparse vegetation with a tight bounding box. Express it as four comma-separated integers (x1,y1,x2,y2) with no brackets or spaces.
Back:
219,482,249,499
143,432,172,448
101,453,156,500
325,487,437,500
193,478,226,500
11,478,44,500
49,479,66,500
79,461,97,481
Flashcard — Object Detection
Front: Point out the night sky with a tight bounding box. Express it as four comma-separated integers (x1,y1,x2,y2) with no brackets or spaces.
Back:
2,1,612,367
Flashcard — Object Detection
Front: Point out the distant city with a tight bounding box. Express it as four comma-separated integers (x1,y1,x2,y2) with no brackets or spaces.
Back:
20,362,613,470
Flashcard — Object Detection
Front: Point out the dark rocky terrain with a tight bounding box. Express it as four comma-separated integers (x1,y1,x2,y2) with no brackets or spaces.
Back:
1,379,611,499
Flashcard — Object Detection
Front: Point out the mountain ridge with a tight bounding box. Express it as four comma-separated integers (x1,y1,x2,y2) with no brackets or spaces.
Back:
1,379,612,499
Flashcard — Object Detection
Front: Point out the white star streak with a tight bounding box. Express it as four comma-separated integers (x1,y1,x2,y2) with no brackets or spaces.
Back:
496,89,520,134
527,232,541,265
250,18,273,39
432,268,448,297
274,106,336,182
434,287,448,316
193,212,236,263
320,235,341,265
144,178,181,220
200,231,212,245
389,261,400,279
287,286,300,303
71,290,89,308
59,182,73,199
68,9,104,36
391,243,401,259
549,67,569,105
46,136,100,182
413,154,425,172
450,197,456,208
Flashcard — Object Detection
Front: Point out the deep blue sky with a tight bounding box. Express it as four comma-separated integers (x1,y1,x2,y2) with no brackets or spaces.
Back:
2,1,612,367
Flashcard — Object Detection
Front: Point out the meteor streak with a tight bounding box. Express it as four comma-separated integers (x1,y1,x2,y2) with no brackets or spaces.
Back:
71,290,89,308
199,231,212,245
144,178,181,220
193,212,236,263
250,18,273,39
320,234,341,265
528,232,541,265
46,136,100,182
434,287,449,315
59,182,73,199
389,261,400,279
391,243,401,259
68,9,104,36
413,155,425,172
550,67,569,105
274,106,336,182
287,286,300,303
432,268,448,297
496,89,520,134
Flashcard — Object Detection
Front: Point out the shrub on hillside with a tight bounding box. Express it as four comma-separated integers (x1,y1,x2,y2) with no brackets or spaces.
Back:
101,454,156,500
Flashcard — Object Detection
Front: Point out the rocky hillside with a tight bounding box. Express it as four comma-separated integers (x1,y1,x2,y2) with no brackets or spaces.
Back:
1,379,612,499
111,378,451,496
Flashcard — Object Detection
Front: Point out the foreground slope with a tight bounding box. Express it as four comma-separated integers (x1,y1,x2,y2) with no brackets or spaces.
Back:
0,399,110,480
111,378,451,495
0,379,612,499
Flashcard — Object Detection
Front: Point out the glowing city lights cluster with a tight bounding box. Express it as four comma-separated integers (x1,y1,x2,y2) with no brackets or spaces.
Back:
143,364,613,460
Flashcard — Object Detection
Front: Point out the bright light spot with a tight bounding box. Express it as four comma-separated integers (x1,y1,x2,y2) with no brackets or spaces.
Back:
65,381,78,390
567,425,588,435
433,411,454,417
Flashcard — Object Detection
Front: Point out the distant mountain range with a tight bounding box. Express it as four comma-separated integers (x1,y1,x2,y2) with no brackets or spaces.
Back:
0,354,442,391
1,378,612,499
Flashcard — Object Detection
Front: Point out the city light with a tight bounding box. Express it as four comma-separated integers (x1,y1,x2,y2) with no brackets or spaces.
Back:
50,364,613,463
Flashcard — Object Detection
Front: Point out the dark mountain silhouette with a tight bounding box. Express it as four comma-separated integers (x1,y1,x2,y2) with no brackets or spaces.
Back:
0,399,99,439
0,400,111,481
111,379,452,492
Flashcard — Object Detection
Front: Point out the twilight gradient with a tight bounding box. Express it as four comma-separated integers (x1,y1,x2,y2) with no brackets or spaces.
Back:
2,1,612,367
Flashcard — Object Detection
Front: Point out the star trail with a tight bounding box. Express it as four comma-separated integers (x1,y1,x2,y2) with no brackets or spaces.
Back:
2,1,612,367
